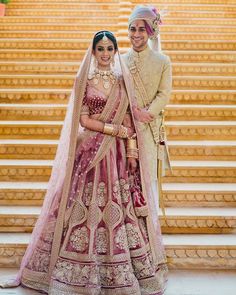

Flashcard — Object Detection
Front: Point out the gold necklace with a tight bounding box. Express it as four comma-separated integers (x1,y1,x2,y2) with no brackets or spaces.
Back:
88,69,116,89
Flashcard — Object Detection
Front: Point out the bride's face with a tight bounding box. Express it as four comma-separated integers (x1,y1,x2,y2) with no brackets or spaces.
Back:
93,39,115,70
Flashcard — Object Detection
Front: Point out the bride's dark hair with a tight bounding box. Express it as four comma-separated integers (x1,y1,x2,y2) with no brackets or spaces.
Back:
92,30,118,50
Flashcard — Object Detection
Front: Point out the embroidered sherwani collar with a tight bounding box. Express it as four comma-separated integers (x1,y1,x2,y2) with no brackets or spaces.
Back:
130,45,151,60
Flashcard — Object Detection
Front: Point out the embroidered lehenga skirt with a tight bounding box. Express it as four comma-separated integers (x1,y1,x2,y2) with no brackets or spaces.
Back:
21,130,167,295
21,81,166,295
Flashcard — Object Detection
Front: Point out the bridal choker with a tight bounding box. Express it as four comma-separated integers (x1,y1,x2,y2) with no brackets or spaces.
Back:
88,69,116,89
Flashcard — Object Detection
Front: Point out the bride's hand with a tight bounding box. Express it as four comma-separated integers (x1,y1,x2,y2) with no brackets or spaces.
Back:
127,158,137,174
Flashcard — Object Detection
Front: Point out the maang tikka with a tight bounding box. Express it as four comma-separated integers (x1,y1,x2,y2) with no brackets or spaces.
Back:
101,32,109,45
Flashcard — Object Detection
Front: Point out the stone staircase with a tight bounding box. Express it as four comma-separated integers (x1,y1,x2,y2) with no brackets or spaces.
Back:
0,0,236,292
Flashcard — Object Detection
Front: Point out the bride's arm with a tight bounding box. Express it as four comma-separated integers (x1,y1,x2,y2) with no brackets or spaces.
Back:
122,112,138,174
80,114,104,133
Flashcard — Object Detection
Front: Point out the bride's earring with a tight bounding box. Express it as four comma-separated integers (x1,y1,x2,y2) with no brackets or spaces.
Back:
111,56,115,67
93,57,98,69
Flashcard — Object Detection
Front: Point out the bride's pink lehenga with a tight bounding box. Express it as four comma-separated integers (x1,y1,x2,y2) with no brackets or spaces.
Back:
21,82,167,295
0,35,167,294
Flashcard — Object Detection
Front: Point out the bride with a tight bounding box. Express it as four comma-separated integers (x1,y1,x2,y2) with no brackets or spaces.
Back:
1,31,167,295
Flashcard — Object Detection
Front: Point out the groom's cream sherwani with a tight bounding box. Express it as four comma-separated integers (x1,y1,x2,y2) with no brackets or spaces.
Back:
122,46,172,181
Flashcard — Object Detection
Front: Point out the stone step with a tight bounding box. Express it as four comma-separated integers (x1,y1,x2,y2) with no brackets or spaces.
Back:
166,105,236,121
168,140,236,160
0,16,119,25
5,9,236,19
1,16,236,26
1,181,235,208
1,268,235,295
0,121,63,140
163,183,236,208
1,89,235,105
8,3,236,13
1,23,236,33
0,104,66,121
0,23,119,32
164,234,236,269
164,160,236,183
0,121,235,141
0,206,235,234
2,31,236,41
120,38,236,51
0,49,235,64
0,139,58,160
166,121,236,141
171,90,236,105
6,9,119,17
0,159,235,183
0,159,53,182
1,104,236,121
1,139,236,161
10,0,236,4
1,62,236,76
0,233,235,269
1,38,235,51
0,182,47,206
1,74,235,90
9,3,120,10
166,17,236,26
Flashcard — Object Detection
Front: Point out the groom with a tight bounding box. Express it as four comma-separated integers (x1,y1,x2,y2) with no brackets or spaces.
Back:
122,5,172,210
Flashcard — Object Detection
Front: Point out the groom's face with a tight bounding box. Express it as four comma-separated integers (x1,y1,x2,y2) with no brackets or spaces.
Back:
128,20,149,52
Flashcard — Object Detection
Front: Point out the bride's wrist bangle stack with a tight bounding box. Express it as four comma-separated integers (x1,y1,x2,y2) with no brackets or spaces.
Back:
103,123,118,136
126,137,138,159
103,123,129,139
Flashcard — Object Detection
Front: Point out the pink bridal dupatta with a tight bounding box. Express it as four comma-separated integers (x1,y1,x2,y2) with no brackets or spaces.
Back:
0,33,167,292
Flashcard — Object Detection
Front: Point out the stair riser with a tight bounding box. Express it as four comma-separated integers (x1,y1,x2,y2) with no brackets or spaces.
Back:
1,77,235,90
1,51,235,63
1,91,236,105
166,246,236,269
1,107,236,121
7,10,119,17
166,125,236,141
1,63,236,77
1,189,236,207
120,39,236,51
133,0,236,4
2,32,236,41
0,166,235,183
164,168,236,183
0,166,51,182
0,189,44,206
0,216,235,234
9,4,120,10
8,3,236,12
1,17,236,26
1,144,236,161
0,244,235,269
0,144,56,159
0,17,119,24
6,10,236,19
1,24,236,33
169,146,236,161
164,192,236,208
0,125,61,139
1,40,235,51
0,125,235,140
10,0,236,4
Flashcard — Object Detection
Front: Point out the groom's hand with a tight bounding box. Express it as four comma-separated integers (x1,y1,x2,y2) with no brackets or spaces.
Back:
133,107,154,123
